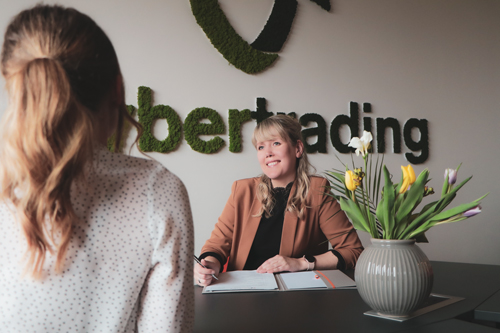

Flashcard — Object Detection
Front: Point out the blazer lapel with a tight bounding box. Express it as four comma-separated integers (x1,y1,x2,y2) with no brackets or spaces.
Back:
280,182,299,257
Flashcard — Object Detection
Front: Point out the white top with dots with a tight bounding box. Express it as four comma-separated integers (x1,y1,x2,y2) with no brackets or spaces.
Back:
0,146,194,332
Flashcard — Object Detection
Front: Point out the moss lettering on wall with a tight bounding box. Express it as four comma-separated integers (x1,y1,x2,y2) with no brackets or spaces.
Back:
250,0,298,53
110,87,429,164
185,107,226,154
310,0,331,11
299,113,327,153
251,97,274,123
376,117,402,154
330,101,360,153
189,0,331,74
189,0,278,74
404,118,429,164
137,86,182,153
228,109,252,152
277,111,296,119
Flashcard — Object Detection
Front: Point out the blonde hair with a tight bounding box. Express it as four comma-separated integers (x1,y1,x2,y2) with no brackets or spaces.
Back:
0,5,140,278
252,115,314,219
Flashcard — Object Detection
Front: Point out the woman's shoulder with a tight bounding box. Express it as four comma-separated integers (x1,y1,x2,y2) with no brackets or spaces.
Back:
309,175,329,186
94,147,185,191
307,176,331,200
230,177,259,193
233,177,259,186
231,177,260,197
96,146,169,175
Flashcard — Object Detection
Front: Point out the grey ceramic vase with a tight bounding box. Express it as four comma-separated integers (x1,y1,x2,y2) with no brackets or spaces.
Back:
355,239,433,317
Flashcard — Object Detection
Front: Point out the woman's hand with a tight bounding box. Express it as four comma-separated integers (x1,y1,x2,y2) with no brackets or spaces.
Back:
194,258,220,286
256,255,307,273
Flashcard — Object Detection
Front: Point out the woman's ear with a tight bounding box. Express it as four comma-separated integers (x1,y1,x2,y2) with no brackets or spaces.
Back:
295,140,304,158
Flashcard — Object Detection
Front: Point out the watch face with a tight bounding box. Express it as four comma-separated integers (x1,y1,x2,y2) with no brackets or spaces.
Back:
305,254,316,263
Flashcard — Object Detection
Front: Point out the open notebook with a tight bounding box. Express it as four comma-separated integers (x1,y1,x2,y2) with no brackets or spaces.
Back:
202,270,356,294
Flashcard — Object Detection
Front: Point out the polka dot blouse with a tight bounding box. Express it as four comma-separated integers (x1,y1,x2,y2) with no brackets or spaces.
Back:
0,146,194,332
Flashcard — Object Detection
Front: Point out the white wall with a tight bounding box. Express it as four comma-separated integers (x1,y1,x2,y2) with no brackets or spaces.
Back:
0,0,499,265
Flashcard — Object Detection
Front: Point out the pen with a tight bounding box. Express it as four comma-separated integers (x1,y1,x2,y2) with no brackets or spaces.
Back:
194,255,219,281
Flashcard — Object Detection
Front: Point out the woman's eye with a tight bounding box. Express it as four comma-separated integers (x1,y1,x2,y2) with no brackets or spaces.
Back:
258,146,264,150
273,142,281,146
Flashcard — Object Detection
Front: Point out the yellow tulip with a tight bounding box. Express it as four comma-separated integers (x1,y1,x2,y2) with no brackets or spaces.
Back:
345,170,358,191
400,165,416,193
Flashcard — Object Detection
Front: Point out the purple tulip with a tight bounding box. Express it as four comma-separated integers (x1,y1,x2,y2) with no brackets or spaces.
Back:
444,168,457,185
463,205,482,217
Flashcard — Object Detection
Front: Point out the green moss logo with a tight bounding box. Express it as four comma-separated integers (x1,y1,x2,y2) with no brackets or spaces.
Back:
190,0,330,74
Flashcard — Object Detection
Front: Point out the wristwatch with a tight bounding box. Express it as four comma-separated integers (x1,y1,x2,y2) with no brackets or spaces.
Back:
303,255,316,271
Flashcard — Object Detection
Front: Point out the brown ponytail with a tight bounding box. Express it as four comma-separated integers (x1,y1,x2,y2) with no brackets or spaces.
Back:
0,5,140,278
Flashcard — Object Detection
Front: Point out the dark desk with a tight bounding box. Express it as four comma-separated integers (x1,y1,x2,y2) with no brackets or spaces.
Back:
194,261,500,333
475,289,500,325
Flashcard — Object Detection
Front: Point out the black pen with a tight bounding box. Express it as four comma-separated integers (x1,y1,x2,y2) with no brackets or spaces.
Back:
194,255,219,280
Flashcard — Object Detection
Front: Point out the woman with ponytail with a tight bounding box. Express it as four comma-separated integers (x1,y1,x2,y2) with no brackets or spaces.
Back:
195,115,363,286
0,5,193,332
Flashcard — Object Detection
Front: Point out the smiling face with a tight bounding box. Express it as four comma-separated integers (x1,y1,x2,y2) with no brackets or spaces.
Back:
255,131,304,188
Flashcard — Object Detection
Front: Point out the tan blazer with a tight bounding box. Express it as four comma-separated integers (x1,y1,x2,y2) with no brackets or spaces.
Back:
201,176,363,271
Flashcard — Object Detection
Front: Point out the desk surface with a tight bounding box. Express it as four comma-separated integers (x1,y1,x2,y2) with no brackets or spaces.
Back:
475,288,500,323
194,261,500,333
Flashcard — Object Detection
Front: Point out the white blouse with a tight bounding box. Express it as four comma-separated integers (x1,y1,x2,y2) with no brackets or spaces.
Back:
0,146,194,332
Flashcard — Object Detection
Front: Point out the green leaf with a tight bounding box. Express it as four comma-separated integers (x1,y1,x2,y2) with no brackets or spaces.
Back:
325,171,349,198
435,176,472,212
434,216,467,225
394,214,410,239
398,201,440,239
407,219,438,239
403,193,484,239
429,194,487,222
376,166,396,238
414,232,429,243
325,170,345,180
368,213,379,238
395,167,405,195
325,183,347,195
339,197,370,233
418,200,439,216
441,170,450,197
374,154,384,207
395,169,429,225
367,154,373,200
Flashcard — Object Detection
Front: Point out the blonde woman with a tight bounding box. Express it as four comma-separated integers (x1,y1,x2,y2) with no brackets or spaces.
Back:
0,5,193,332
195,115,363,286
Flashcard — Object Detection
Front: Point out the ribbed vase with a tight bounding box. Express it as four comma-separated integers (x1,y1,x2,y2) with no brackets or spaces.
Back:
355,239,433,317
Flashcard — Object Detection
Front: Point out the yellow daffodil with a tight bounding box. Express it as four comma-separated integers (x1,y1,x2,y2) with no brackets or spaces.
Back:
348,131,373,157
345,170,358,191
399,165,416,193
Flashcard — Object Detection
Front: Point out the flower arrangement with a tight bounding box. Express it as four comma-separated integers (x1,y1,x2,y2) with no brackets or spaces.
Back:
325,131,487,241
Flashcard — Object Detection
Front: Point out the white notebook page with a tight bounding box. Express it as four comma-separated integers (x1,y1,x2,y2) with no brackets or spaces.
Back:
280,271,328,289
204,270,278,292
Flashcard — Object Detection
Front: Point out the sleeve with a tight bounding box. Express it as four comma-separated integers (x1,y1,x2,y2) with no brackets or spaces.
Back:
200,181,238,268
137,165,194,333
317,178,364,270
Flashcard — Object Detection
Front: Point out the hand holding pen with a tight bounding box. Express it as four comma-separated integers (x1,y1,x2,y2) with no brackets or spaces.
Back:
194,255,219,286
